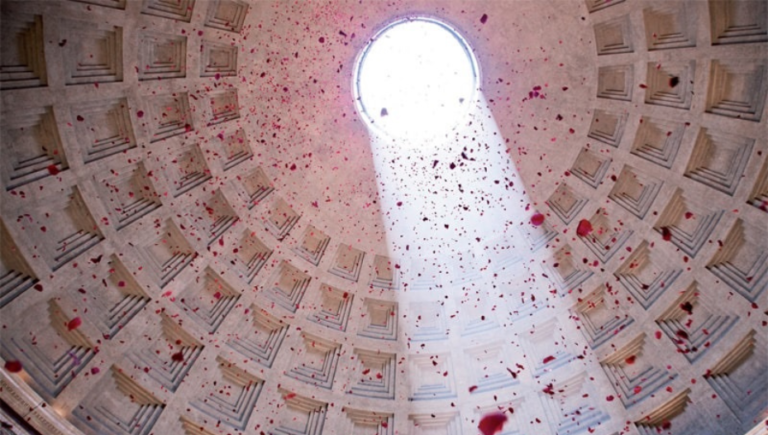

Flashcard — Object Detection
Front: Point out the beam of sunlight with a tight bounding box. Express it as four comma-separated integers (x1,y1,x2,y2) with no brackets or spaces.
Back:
357,18,623,435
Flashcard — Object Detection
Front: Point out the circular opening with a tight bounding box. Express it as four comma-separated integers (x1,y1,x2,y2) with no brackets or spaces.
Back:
354,17,479,141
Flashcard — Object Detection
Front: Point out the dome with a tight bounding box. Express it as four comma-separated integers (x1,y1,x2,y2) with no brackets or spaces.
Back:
0,1,766,435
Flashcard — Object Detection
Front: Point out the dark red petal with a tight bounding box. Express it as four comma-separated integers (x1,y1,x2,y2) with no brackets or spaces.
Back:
680,301,693,315
5,360,22,373
478,412,507,435
662,227,672,241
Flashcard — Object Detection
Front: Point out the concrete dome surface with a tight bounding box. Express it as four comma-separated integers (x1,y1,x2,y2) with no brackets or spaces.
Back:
0,1,766,435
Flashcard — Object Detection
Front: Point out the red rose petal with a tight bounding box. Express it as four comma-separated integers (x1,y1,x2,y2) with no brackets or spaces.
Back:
5,360,22,373
543,355,556,364
680,301,693,315
662,227,672,241
478,412,507,435
531,212,545,227
576,219,593,237
91,367,100,375
47,165,60,176
469,385,478,393
171,351,184,362
67,317,82,331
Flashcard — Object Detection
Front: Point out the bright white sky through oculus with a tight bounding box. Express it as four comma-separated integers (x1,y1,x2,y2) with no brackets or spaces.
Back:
356,18,477,141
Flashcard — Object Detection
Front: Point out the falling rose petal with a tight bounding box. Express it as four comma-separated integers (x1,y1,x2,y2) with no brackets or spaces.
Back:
5,360,22,373
669,76,680,88
680,301,693,315
576,219,593,237
478,412,507,435
676,330,689,340
213,291,222,299
47,165,60,176
67,350,81,366
530,213,545,227
76,115,84,122
136,110,144,118
34,283,44,292
67,317,82,331
284,392,297,400
117,281,125,287
625,355,636,365
543,355,555,364
469,385,478,393
655,330,662,340
91,367,100,375
171,351,184,362
662,227,672,241
480,13,488,24
634,385,643,394
606,395,614,402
